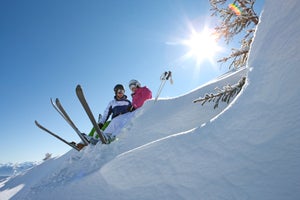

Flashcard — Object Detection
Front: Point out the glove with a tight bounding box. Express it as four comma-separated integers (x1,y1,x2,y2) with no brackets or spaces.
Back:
98,123,104,129
128,106,135,112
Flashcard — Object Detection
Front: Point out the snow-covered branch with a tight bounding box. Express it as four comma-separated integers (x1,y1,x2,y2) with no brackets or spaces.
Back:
43,153,52,161
193,76,246,109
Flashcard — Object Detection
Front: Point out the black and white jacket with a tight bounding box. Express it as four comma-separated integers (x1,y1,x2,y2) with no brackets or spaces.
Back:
99,95,132,124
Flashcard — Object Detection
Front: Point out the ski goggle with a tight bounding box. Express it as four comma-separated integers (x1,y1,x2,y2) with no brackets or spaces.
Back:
117,89,125,94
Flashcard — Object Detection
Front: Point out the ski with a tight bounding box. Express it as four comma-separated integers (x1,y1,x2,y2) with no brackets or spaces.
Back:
35,120,85,151
50,98,89,145
76,85,108,144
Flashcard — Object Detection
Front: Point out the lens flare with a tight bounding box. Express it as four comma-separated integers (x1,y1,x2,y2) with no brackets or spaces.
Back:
229,3,241,16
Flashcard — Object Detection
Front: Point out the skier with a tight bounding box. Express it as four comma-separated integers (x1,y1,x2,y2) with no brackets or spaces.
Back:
97,84,132,140
128,79,152,111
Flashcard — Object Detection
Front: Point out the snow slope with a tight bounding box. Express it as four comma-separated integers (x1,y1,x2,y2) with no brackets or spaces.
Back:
1,0,300,199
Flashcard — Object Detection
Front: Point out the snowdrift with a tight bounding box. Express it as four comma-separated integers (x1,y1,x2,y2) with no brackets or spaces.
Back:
1,0,300,199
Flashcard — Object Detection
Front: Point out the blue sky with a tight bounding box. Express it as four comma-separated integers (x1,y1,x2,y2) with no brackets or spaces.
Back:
0,0,264,163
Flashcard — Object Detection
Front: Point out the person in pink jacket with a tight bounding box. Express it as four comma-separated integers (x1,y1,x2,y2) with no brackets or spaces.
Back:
128,79,152,111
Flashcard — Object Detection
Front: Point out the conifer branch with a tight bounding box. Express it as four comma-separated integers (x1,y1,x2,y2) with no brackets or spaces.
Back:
193,76,246,109
209,0,259,69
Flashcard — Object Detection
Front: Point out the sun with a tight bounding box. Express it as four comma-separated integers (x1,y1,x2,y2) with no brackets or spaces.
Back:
182,27,222,65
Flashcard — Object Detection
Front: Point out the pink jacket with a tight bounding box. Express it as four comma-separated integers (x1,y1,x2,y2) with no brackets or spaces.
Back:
132,86,152,109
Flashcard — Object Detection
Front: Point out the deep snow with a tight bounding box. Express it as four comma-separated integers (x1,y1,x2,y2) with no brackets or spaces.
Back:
1,0,300,199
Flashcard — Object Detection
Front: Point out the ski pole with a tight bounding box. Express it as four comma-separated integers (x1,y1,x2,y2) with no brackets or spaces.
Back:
98,114,102,123
155,71,173,102
155,72,168,101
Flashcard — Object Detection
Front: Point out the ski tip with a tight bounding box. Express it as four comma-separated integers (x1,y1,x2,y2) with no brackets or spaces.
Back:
76,84,83,95
34,120,39,126
76,84,82,90
55,98,60,104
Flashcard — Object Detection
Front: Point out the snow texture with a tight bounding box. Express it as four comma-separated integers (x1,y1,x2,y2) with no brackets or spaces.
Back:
1,0,300,199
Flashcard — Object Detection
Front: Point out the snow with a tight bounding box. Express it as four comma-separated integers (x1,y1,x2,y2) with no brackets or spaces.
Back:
1,0,300,199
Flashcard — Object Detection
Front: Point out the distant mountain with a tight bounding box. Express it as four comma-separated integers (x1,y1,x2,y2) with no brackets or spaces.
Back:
0,162,37,178
0,176,8,182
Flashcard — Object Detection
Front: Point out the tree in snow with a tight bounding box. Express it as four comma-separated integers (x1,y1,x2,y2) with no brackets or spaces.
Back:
43,153,52,161
194,76,246,109
210,0,259,69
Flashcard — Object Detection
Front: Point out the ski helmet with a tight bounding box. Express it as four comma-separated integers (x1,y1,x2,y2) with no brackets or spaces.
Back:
128,79,141,90
114,84,125,93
